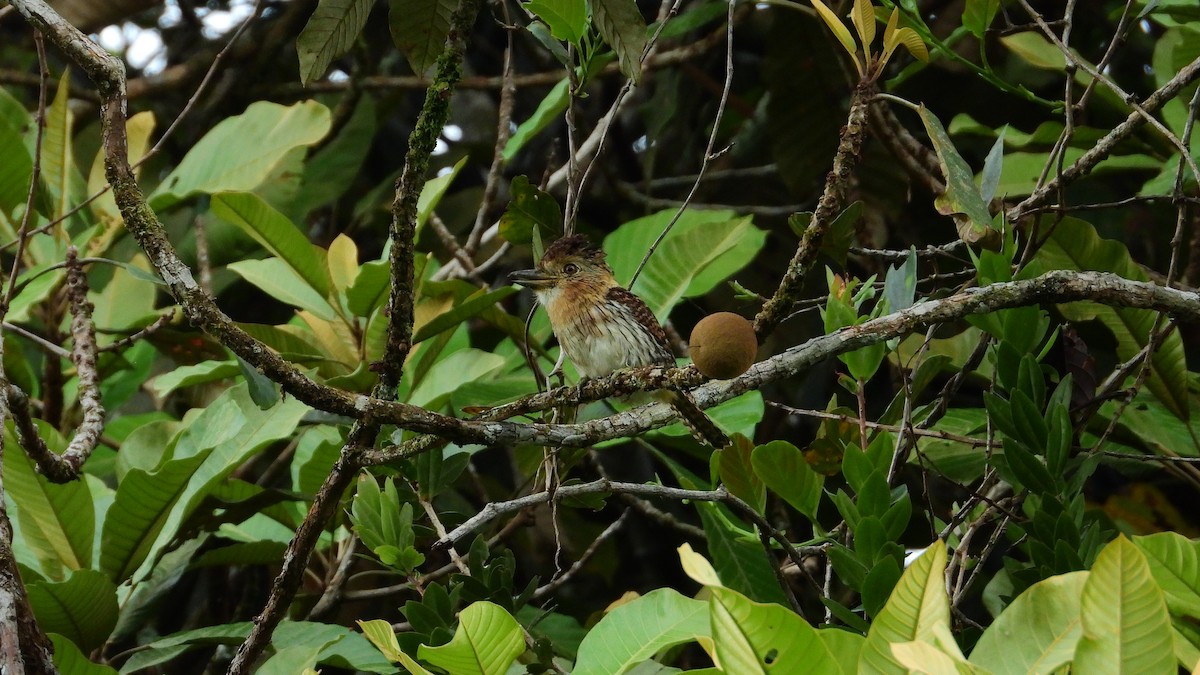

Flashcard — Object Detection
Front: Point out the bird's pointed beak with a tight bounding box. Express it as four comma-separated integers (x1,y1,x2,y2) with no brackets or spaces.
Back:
510,268,555,290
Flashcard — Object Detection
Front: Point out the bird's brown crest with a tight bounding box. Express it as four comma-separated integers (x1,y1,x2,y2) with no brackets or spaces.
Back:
540,234,606,266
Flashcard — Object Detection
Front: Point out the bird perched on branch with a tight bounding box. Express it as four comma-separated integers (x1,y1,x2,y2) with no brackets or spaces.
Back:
510,234,730,448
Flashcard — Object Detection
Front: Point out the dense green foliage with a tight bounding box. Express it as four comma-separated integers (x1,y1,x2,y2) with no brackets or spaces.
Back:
0,0,1199,672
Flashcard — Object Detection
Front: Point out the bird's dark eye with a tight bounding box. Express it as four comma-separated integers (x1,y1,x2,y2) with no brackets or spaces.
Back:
563,263,579,275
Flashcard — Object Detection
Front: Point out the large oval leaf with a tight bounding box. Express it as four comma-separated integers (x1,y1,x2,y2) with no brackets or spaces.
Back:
150,101,331,209
417,601,525,675
709,586,838,673
27,569,118,652
1073,535,1175,674
574,588,710,675
604,209,766,320
970,571,1087,674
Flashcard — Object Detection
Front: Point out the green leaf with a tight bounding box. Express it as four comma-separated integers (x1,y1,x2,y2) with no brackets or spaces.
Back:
259,643,330,675
1000,32,1066,69
100,450,212,583
574,589,710,675
502,79,569,162
50,634,119,675
211,192,332,298
347,259,392,317
1036,217,1189,419
591,0,648,83
1134,532,1200,617
418,601,525,675
151,361,241,399
237,355,281,409
1073,535,1175,674
41,71,86,224
119,621,395,674
358,619,406,663
821,628,867,675
604,209,766,320
406,348,505,409
296,0,373,85
132,386,309,585
389,0,454,74
151,101,331,208
498,175,562,244
0,86,34,214
918,106,995,245
418,156,467,234
4,423,94,576
695,500,788,605
970,571,1087,674
524,0,588,44
751,440,823,521
228,257,340,320
860,540,953,674
27,570,118,653
717,440,766,514
709,586,839,673
962,0,1000,38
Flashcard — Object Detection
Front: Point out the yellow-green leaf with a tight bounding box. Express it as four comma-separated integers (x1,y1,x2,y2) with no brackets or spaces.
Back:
810,0,859,58
852,0,876,53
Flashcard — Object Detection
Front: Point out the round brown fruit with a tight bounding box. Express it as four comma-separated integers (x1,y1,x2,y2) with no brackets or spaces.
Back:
689,312,757,379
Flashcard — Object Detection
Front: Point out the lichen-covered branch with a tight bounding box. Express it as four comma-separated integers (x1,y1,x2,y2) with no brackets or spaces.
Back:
754,81,875,339
363,270,1200,460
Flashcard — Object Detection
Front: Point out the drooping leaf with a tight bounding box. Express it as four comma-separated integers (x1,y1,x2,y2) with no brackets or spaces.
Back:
27,569,118,653
574,589,710,675
412,286,518,344
1134,532,1200,618
212,192,332,298
130,385,309,585
151,101,331,208
388,0,454,74
119,621,395,674
1073,536,1175,674
918,106,995,245
418,601,526,675
417,155,467,233
297,0,374,85
591,0,648,83
358,619,406,663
